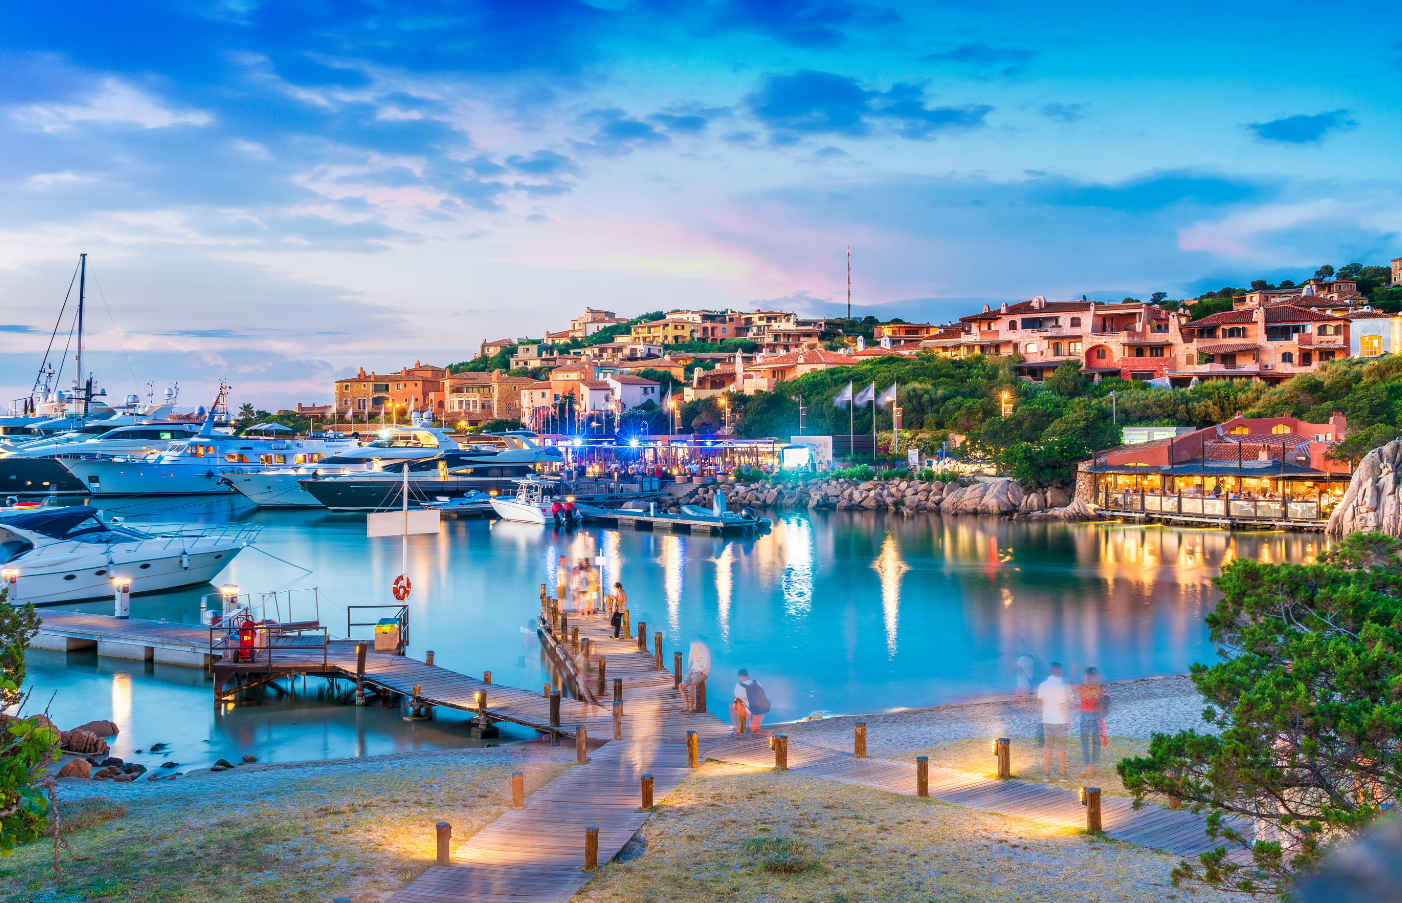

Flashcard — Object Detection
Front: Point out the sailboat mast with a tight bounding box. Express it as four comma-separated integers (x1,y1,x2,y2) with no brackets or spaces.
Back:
77,252,87,417
846,247,851,321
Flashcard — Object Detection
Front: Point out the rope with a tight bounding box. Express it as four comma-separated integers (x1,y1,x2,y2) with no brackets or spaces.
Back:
245,544,312,573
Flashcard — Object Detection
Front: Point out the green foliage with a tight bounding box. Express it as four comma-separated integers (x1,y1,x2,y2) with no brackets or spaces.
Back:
633,368,682,394
470,419,525,433
999,436,1089,488
1044,360,1089,397
1116,533,1402,897
1187,296,1236,320
0,587,59,857
0,593,39,709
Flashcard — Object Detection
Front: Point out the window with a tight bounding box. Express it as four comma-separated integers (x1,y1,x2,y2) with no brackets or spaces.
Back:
1224,327,1246,339
1317,324,1335,336
1069,342,1082,354
1052,342,1063,356
373,383,389,392
1008,321,1016,330
1134,347,1146,357
1024,343,1037,353
1070,317,1081,327
1301,352,1311,365
1271,424,1291,434
1361,335,1383,356
1149,346,1165,357
1095,347,1107,360
1231,426,1249,435
1280,352,1294,364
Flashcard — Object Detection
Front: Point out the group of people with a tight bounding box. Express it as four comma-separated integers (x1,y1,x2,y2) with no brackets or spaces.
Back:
675,640,771,736
1018,654,1110,779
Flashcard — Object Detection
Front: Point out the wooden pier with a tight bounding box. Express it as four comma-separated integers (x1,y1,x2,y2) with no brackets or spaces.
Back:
585,508,768,535
32,611,214,666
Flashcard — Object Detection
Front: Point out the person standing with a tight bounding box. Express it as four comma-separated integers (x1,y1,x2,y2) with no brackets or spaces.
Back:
731,669,770,735
555,556,570,611
1076,667,1104,777
608,582,628,637
1037,662,1072,780
679,640,711,711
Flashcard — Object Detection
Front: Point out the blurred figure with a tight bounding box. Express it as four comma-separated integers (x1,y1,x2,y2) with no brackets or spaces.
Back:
1076,666,1104,777
679,640,711,711
731,669,770,735
555,556,570,610
1015,652,1035,698
608,581,627,637
1037,662,1072,779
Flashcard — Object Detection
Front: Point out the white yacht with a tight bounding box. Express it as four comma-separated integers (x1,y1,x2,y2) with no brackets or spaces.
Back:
222,422,464,508
59,404,358,497
490,476,605,524
0,505,258,605
1,415,192,495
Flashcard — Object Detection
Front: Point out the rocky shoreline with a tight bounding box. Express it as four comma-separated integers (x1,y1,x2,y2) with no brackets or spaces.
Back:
669,475,1093,520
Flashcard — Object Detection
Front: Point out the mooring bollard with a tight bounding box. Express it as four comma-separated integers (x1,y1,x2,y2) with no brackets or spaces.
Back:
855,722,867,758
916,756,929,797
637,620,646,650
576,725,588,764
613,677,623,704
511,772,524,810
774,734,788,770
550,691,561,728
580,636,590,659
622,610,631,639
1167,769,1181,810
583,826,599,872
475,690,486,712
641,774,654,809
597,656,607,695
483,671,492,685
560,612,569,638
686,730,699,767
435,822,451,865
613,702,623,740
695,677,706,714
673,651,683,687
736,699,749,734
426,650,435,667
994,738,1011,780
653,632,663,670
355,642,367,706
1081,787,1102,833
544,683,551,698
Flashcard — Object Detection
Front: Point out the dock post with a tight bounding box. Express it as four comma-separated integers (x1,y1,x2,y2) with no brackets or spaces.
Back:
483,671,492,685
774,734,788,771
994,738,1011,779
580,637,590,660
916,756,929,797
576,726,587,764
543,683,551,698
571,626,580,652
637,621,646,650
355,642,367,706
673,651,682,687
854,722,866,758
511,772,524,809
426,650,435,667
435,822,451,865
540,584,548,615
550,691,561,728
641,774,654,809
653,632,663,670
583,826,599,872
613,677,623,704
622,610,631,639
561,612,569,638
686,730,698,767
1081,787,1102,833
612,702,622,740
475,689,487,712
597,656,606,695
695,677,706,713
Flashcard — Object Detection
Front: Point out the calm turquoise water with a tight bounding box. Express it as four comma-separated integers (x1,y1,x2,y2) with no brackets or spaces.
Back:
19,496,1329,770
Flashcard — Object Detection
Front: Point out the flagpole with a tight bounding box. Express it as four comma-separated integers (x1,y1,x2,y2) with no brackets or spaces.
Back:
870,386,875,462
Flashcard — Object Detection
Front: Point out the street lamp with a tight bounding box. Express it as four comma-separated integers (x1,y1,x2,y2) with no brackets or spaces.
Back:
791,395,805,435
1108,390,1117,424
1001,391,1012,417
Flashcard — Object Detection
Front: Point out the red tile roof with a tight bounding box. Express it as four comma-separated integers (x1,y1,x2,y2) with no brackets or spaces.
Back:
1194,342,1260,354
750,349,849,367
607,374,660,386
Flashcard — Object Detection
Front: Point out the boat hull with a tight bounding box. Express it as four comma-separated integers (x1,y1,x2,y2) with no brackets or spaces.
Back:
489,499,549,523
2,543,248,605
223,472,326,508
0,457,88,494
301,471,533,511
59,458,244,495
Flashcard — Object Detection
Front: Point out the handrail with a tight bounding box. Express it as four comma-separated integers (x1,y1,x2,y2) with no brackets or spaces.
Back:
346,604,409,652
208,622,329,677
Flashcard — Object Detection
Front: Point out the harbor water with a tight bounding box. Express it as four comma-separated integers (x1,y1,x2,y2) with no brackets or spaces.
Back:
18,496,1328,771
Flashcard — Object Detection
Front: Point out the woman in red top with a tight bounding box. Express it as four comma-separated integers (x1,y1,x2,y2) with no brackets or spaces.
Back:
1076,667,1104,777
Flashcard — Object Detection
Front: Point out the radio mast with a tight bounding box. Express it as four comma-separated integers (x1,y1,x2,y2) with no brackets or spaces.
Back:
846,246,851,320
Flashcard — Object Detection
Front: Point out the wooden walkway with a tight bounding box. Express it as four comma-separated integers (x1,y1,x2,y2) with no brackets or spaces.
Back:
33,610,214,665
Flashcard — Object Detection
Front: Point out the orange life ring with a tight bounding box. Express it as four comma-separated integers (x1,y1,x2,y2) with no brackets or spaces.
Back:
392,574,412,601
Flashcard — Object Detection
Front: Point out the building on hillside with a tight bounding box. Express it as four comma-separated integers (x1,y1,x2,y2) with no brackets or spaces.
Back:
286,403,335,421
576,380,615,414
605,374,662,409
479,337,525,359
583,339,665,361
569,308,627,338
518,380,555,432
738,348,850,394
630,318,697,345
442,370,537,426
874,322,939,348
1084,413,1351,529
609,356,685,380
1175,304,1349,385
685,364,737,402
335,363,446,420
1347,312,1402,358
1393,256,1402,286
1120,425,1197,445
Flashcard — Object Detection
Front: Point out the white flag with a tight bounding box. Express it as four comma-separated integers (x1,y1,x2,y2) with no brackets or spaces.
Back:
834,382,853,408
853,382,875,406
876,383,897,408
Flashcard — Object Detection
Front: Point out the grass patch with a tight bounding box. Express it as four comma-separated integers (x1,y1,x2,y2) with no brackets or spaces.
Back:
0,760,569,903
897,736,1151,798
742,836,813,874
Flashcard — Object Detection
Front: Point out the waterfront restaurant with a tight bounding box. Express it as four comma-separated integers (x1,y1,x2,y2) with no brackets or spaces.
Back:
1084,413,1352,529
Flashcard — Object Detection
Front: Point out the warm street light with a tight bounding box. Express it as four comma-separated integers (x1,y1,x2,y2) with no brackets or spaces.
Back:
1001,391,1013,418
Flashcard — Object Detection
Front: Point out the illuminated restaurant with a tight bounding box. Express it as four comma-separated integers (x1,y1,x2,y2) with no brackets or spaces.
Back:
1084,413,1352,529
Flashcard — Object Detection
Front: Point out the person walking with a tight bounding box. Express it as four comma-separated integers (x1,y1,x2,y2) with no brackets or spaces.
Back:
679,640,711,711
1076,666,1104,777
731,669,771,735
555,556,570,611
608,581,627,637
1037,662,1073,780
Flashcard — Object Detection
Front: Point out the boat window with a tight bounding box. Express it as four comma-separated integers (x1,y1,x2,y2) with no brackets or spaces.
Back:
225,453,250,463
0,539,32,563
168,444,187,454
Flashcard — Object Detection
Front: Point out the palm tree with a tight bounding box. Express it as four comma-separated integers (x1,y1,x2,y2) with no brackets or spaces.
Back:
238,403,256,422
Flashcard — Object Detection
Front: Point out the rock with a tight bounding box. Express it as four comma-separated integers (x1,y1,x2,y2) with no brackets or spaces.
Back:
92,766,119,780
73,720,119,737
57,758,92,779
214,758,236,769
1028,491,1046,511
113,772,137,783
159,761,180,769
1007,481,1026,506
210,765,229,772
122,763,146,775
101,756,124,768
242,755,258,763
979,480,1016,514
939,485,966,513
1046,486,1072,508
1328,439,1402,536
65,729,108,756
1025,496,1095,522
861,496,880,509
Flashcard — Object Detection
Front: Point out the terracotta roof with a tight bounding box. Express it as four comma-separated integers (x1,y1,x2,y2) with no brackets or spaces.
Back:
1264,305,1348,323
1345,311,1392,320
608,374,660,386
616,357,682,369
580,380,611,390
1193,342,1259,354
1185,309,1255,326
960,299,1165,322
749,349,849,367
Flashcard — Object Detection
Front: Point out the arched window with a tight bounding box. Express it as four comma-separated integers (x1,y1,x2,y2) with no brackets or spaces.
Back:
1280,352,1294,364
1271,424,1291,434
1225,326,1246,339
1095,347,1107,360
1134,347,1146,357
1230,425,1249,435
1025,343,1037,353
1070,317,1081,327
1008,321,1017,330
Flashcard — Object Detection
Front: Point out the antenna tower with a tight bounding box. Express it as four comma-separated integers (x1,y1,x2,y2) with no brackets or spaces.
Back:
846,246,851,321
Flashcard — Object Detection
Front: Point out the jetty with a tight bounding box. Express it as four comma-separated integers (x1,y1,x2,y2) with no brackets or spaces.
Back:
584,507,768,535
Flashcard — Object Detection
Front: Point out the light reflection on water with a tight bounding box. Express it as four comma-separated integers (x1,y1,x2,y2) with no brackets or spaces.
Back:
20,495,1331,766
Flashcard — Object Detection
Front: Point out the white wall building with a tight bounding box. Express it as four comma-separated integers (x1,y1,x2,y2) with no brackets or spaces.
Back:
605,374,661,410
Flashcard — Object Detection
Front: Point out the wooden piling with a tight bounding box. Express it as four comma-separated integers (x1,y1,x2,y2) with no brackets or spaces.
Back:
994,738,1011,780
774,734,788,770
483,671,492,685
622,610,631,639
543,683,551,698
576,725,587,764
1083,787,1102,834
613,677,623,704
435,822,451,865
640,774,654,809
854,722,866,758
355,642,367,706
637,621,646,650
425,650,435,667
560,612,569,638
597,655,606,695
673,651,682,687
916,756,929,797
686,731,698,768
695,677,706,714
736,699,749,734
511,772,524,809
475,689,486,712
612,702,622,741
583,826,599,872
653,632,663,670
550,691,561,728
580,636,589,659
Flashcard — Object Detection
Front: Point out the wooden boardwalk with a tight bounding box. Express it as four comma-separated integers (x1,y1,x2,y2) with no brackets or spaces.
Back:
33,610,214,665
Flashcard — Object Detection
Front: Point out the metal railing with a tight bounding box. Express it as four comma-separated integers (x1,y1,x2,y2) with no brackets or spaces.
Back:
208,621,329,673
1099,490,1324,522
347,604,409,653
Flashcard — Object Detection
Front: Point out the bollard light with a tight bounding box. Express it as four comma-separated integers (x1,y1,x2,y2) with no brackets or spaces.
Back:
1078,787,1086,805
112,575,132,619
991,739,998,755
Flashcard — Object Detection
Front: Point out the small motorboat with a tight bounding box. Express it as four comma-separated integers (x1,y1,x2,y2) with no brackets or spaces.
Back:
490,476,606,525
421,491,495,517
677,490,772,529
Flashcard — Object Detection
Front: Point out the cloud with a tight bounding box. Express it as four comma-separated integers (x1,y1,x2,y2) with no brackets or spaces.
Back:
1247,110,1356,144
647,112,708,134
15,79,212,132
0,325,37,334
160,329,248,339
923,43,1036,75
713,0,902,49
747,70,991,141
1041,103,1088,123
573,108,669,155
506,150,576,176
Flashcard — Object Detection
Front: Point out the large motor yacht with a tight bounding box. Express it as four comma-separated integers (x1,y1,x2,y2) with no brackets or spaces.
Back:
0,504,258,605
0,414,193,495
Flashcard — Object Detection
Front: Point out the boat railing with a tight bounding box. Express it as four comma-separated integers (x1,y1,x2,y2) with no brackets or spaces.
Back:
346,604,409,653
209,622,329,674
119,522,263,551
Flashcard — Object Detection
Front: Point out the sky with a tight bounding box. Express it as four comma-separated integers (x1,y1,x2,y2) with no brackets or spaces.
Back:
1,0,1399,410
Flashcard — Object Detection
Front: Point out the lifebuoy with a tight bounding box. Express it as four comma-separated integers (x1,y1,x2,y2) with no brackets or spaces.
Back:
392,574,412,600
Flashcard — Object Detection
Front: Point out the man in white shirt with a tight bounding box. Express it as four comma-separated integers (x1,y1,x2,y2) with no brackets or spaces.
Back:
1037,662,1072,779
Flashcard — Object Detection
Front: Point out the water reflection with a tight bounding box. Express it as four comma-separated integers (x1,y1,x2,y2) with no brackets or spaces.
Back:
872,532,907,658
715,543,734,645
662,534,685,635
781,516,814,619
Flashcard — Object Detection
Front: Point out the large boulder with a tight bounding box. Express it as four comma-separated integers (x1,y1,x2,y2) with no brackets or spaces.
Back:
62,728,108,757
979,480,1017,514
1025,496,1095,521
72,720,120,737
1046,486,1072,508
955,482,992,513
57,758,92,779
939,485,967,513
1328,439,1402,536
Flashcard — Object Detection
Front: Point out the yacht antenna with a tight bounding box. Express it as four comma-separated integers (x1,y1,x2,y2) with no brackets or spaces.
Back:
847,246,851,321
77,253,87,418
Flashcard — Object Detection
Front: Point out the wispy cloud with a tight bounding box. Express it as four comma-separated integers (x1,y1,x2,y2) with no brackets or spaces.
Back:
1247,110,1356,144
14,79,212,132
572,108,669,155
923,43,1036,76
1041,103,1088,123
0,325,37,334
747,70,991,141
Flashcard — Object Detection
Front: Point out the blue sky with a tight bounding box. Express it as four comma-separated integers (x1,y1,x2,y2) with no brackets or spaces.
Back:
1,0,1399,408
